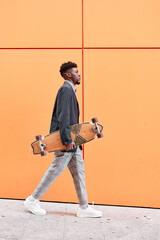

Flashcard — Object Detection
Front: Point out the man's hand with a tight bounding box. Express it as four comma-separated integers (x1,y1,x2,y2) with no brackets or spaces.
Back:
65,142,76,151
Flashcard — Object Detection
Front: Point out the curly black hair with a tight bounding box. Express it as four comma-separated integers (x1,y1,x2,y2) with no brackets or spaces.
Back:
60,61,77,77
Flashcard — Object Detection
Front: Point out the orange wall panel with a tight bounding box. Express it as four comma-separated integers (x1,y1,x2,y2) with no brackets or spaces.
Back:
0,0,82,48
84,49,160,208
84,0,160,47
0,49,82,203
1,0,160,208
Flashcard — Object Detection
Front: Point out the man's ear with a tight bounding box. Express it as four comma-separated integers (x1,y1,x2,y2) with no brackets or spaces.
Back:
65,72,71,78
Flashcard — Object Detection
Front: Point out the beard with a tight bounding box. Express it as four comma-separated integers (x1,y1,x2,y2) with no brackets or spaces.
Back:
76,79,81,85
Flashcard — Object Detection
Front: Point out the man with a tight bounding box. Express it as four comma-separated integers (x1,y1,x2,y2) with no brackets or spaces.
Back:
24,61,102,218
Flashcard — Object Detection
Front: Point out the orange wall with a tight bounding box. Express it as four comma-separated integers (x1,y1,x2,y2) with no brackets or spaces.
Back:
1,0,160,208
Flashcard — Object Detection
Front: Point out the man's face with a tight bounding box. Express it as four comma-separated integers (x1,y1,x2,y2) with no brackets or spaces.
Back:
66,67,80,85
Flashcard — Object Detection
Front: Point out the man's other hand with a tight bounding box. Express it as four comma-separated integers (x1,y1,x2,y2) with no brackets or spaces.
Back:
65,142,76,151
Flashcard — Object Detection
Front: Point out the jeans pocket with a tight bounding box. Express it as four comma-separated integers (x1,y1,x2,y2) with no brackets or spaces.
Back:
54,151,65,157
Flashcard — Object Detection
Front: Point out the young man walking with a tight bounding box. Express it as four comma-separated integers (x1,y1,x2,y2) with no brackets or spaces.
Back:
24,61,102,218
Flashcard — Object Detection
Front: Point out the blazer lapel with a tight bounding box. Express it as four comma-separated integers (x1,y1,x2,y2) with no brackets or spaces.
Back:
63,81,80,116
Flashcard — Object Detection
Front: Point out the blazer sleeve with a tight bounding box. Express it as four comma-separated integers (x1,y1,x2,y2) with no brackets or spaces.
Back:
57,87,72,145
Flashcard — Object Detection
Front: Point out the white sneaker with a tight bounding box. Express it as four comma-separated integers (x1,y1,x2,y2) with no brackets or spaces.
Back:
77,205,102,218
24,197,46,215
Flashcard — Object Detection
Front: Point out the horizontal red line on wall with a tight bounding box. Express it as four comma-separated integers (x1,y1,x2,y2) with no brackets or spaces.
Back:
0,47,82,50
0,47,160,50
84,47,160,49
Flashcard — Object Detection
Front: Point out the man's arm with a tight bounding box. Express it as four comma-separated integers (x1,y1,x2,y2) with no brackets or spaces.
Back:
57,87,76,150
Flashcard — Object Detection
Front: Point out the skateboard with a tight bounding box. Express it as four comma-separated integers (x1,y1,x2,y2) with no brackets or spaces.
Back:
31,118,103,156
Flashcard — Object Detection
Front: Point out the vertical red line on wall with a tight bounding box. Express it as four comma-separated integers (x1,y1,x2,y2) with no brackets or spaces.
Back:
82,0,85,158
82,0,84,122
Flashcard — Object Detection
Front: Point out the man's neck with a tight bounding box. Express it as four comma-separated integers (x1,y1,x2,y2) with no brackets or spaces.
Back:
65,79,75,86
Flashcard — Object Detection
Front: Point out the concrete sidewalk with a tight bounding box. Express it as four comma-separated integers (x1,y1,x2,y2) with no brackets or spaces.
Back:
0,199,160,240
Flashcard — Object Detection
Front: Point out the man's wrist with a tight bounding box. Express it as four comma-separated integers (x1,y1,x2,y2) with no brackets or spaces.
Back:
65,142,76,151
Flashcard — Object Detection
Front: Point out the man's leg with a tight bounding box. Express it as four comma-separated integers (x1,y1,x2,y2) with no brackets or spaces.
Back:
68,147,102,218
68,147,88,208
24,151,73,215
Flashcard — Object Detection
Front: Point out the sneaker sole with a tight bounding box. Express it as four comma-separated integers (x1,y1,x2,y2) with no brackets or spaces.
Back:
77,213,102,218
24,201,46,216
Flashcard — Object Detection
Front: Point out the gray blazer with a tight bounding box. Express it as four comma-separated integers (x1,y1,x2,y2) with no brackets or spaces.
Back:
50,81,80,152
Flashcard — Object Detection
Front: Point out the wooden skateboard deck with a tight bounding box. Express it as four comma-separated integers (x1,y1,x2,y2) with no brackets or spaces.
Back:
31,118,103,156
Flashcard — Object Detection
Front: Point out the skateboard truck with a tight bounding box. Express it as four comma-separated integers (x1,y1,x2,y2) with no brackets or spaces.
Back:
91,118,103,138
36,135,47,156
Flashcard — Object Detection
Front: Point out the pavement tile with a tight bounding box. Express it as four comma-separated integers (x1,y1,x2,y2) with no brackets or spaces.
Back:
0,201,30,239
98,205,160,240
21,214,65,239
64,217,103,240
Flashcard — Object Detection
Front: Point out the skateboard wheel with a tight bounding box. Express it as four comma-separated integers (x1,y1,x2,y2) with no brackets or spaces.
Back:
36,135,42,141
91,117,98,123
97,132,103,138
41,151,47,156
